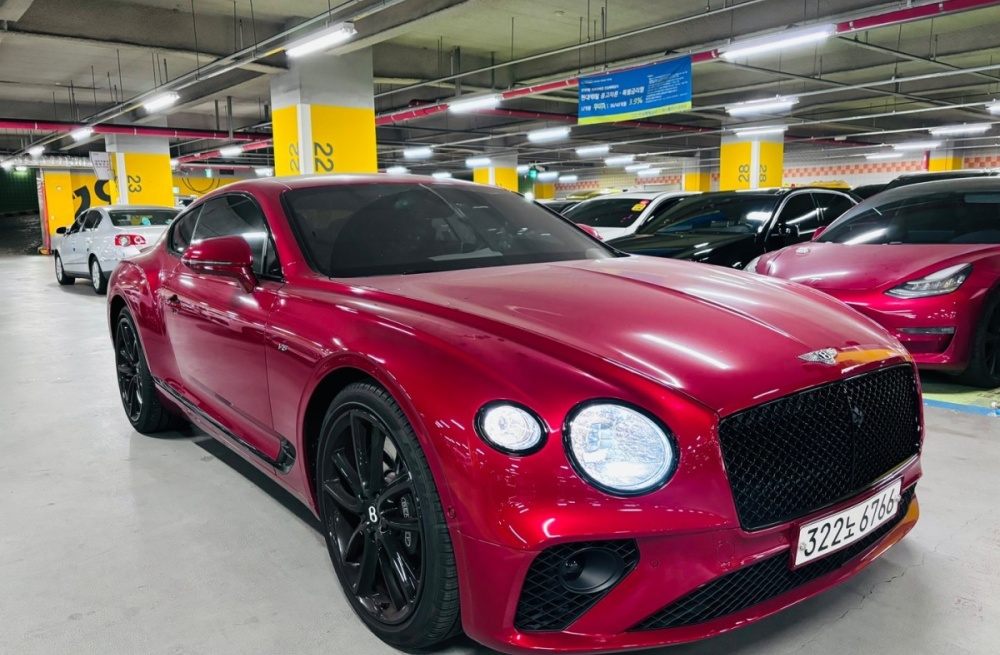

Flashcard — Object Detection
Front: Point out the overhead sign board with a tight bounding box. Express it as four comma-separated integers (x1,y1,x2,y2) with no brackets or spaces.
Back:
89,151,114,180
578,56,692,125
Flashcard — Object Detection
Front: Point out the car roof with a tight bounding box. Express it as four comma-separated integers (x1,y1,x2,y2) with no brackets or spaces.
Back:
101,204,179,211
891,169,998,182
572,190,696,202
857,176,1000,204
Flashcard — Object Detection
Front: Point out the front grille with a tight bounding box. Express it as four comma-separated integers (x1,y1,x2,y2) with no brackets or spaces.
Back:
514,540,639,632
632,486,915,631
718,364,921,531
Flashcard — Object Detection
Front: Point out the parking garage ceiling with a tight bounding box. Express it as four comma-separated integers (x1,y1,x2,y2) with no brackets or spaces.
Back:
3,0,1000,173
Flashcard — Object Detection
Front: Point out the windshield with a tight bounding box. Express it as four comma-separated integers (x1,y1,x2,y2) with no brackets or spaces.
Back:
637,194,778,235
819,190,1000,245
283,183,614,277
564,197,653,228
109,210,178,227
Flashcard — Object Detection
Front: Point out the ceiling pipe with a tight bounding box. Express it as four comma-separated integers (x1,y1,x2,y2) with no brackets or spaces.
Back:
374,0,1000,127
0,119,261,141
176,139,273,163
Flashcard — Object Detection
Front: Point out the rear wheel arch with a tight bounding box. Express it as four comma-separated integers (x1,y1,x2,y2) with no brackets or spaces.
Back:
109,295,129,341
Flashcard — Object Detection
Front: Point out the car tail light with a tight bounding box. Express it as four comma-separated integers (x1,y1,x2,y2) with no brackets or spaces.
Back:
115,234,147,247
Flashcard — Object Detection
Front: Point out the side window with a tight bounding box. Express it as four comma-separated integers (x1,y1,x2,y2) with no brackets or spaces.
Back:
170,206,201,255
641,197,687,227
82,210,102,231
66,217,84,235
192,195,280,277
814,192,856,224
776,194,821,241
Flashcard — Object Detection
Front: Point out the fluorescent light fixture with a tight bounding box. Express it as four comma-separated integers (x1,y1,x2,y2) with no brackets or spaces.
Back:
205,168,213,177
1,161,12,170
727,96,799,116
386,165,409,174
15,165,28,172
576,144,611,157
70,126,93,142
865,152,904,160
170,158,179,168
255,167,274,176
893,140,942,151
988,101,1000,115
465,156,492,169
558,174,578,183
624,163,652,172
527,126,571,143
605,154,635,166
637,168,663,178
403,146,433,160
537,171,559,182
143,91,179,112
928,123,992,137
27,146,44,157
732,125,788,138
449,94,501,113
218,145,244,157
721,24,835,60
432,171,452,179
285,21,357,59
516,164,531,174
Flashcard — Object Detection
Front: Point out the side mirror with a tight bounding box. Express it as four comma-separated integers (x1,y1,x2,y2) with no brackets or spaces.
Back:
812,225,827,240
576,223,604,241
56,226,67,235
181,236,257,292
780,224,801,239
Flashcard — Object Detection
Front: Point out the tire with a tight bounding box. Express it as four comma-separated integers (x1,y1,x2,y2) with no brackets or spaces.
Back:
115,308,184,433
958,291,1000,388
54,253,74,285
90,257,108,295
316,382,461,650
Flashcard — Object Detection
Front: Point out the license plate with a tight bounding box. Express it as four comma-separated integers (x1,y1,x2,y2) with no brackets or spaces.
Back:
792,480,903,567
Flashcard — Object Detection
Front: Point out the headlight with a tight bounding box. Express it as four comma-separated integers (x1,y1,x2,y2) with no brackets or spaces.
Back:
743,256,761,272
564,403,677,495
886,263,971,298
476,402,545,454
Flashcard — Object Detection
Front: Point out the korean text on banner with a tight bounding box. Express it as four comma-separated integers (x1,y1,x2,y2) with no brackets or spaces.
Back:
578,57,692,126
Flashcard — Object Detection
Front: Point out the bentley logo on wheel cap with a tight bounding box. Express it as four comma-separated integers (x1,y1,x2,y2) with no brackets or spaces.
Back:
798,348,839,365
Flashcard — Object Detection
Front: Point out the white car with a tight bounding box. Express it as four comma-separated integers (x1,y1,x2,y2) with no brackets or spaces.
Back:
53,205,179,294
563,191,699,240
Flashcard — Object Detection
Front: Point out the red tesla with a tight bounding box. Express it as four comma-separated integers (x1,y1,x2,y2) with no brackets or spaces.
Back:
749,177,1000,388
107,175,922,653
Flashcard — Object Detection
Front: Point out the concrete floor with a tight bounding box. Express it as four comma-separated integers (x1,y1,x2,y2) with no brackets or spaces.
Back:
1,253,999,655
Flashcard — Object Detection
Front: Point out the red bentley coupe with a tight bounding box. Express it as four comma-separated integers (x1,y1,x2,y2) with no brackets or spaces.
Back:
749,177,1000,388
107,175,922,653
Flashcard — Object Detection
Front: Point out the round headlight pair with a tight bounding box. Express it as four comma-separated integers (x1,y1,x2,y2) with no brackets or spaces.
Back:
476,401,677,495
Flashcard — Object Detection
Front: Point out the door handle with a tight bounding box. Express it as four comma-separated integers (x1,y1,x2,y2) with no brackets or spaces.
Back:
166,294,180,312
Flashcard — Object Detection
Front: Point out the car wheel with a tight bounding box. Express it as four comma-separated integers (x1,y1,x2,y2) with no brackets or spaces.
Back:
958,292,1000,388
115,308,184,433
54,253,74,285
90,258,108,295
316,382,461,649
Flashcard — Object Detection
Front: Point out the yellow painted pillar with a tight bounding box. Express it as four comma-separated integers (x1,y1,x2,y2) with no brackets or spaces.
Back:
104,135,173,206
271,49,377,176
472,156,518,191
719,132,784,191
534,183,556,199
682,157,711,192
40,169,118,239
928,143,962,171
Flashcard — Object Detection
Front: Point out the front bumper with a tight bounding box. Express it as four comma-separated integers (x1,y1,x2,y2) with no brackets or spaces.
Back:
455,463,920,655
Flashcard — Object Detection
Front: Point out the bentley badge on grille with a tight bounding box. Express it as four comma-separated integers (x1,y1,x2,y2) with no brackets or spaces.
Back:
798,348,838,364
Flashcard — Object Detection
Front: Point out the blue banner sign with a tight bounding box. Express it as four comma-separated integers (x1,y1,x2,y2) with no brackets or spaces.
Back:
578,56,692,125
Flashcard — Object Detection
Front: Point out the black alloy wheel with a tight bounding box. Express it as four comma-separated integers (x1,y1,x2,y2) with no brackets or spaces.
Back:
959,292,1000,388
114,309,184,433
317,383,461,649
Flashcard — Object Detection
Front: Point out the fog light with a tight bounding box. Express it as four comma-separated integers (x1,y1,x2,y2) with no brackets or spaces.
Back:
557,547,625,594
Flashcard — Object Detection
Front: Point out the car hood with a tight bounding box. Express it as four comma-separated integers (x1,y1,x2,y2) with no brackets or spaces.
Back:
608,231,755,260
764,242,1000,290
357,257,907,416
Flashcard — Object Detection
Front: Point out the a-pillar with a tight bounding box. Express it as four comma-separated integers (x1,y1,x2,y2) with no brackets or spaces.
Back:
682,156,711,192
105,134,173,206
719,132,784,191
472,156,518,192
928,143,963,171
270,49,377,176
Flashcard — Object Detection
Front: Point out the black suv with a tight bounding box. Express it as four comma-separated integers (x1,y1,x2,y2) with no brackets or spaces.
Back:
882,169,1000,191
607,187,858,268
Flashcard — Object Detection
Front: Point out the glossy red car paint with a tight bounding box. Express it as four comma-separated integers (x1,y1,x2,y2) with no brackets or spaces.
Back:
752,242,1000,371
107,175,922,653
